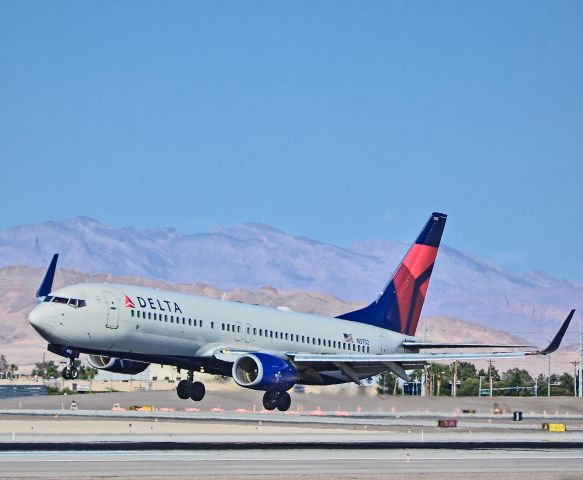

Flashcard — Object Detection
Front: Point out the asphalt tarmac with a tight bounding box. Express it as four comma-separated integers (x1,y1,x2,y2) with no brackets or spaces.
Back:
0,449,582,479
2,391,583,478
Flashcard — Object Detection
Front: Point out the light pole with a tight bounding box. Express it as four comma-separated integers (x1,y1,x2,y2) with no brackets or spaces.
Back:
488,359,493,397
571,361,579,397
579,326,583,398
548,355,551,397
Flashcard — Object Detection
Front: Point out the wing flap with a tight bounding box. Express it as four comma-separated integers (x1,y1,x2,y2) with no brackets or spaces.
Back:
403,342,532,349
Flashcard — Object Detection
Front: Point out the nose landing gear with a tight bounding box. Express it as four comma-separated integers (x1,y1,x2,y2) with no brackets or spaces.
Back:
176,371,206,402
61,359,79,380
262,391,291,412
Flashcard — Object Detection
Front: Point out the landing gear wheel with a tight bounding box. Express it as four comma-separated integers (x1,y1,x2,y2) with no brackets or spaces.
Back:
276,392,291,412
177,380,190,399
262,391,278,411
69,367,79,380
190,381,206,401
62,367,70,380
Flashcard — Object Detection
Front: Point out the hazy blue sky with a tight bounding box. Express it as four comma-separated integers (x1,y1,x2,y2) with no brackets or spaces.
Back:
1,2,581,280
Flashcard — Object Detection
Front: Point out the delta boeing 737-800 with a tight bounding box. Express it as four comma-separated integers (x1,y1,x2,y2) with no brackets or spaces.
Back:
28,213,574,411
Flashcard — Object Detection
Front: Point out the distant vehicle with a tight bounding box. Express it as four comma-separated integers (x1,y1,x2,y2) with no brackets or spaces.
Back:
28,213,574,412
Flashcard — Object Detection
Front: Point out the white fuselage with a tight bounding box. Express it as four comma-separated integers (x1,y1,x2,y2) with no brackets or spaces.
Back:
29,282,409,371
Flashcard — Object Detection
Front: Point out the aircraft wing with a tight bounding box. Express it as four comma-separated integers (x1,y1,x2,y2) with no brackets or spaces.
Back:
293,309,575,364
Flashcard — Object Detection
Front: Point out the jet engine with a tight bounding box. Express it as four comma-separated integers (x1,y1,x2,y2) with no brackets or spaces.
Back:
232,352,297,391
87,355,149,374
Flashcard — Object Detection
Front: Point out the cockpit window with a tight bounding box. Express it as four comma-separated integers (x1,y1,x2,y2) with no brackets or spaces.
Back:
44,296,87,308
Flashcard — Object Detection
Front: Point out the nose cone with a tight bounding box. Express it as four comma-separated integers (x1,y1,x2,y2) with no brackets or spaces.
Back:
28,305,42,328
28,304,56,340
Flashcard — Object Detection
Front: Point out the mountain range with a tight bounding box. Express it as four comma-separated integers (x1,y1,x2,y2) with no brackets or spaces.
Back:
0,217,581,343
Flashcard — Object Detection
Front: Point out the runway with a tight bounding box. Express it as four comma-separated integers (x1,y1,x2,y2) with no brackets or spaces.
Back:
3,392,583,478
1,449,582,479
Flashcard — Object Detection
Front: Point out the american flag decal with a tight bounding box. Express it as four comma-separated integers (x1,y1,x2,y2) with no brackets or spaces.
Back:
343,333,354,343
124,295,135,308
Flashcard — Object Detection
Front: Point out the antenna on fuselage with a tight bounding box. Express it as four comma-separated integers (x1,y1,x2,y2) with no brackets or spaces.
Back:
36,254,59,298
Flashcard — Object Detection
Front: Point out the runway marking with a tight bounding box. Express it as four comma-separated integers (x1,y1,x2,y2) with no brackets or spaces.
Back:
2,451,583,462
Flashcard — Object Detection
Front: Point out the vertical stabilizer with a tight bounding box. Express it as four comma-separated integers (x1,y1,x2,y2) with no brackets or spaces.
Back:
337,213,446,335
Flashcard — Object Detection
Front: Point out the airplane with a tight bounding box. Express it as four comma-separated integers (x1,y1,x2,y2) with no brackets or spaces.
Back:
28,212,574,411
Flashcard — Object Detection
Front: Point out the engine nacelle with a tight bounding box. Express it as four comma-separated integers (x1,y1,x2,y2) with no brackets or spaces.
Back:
87,355,149,375
232,352,297,391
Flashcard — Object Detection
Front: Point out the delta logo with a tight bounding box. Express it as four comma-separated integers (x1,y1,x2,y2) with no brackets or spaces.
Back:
124,294,183,314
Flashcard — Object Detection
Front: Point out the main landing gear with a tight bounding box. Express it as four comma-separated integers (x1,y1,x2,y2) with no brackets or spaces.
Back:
262,391,291,412
176,371,206,402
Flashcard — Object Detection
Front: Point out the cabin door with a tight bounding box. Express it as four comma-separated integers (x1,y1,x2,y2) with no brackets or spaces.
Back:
103,291,119,329
244,323,253,343
234,321,243,341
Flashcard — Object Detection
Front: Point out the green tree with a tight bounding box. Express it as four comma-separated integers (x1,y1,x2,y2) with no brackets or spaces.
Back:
0,354,8,374
377,372,397,395
32,360,59,379
457,362,477,381
427,363,450,396
500,368,534,395
551,372,574,396
78,366,98,381
456,377,479,396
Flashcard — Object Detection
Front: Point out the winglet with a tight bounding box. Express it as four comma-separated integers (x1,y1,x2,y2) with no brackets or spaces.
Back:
36,254,59,298
531,309,575,356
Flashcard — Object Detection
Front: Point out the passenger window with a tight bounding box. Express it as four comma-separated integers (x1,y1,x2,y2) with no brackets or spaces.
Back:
227,324,230,332
148,312,151,320
131,310,135,318
211,322,214,329
253,328,257,335
200,320,203,327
